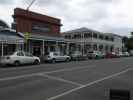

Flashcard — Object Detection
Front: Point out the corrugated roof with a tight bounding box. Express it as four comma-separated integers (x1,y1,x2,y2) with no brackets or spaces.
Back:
63,27,101,34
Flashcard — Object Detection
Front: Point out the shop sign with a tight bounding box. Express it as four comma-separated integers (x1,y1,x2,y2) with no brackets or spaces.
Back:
32,23,51,33
24,32,30,43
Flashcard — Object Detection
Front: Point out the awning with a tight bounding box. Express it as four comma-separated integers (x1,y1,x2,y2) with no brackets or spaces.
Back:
0,28,24,44
30,34,66,42
0,35,24,44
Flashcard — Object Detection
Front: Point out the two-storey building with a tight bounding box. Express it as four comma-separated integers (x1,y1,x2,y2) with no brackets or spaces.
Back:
63,27,123,55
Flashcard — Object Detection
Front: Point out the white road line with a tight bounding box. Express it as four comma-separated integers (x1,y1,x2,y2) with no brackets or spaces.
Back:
0,65,95,81
43,65,96,74
47,66,133,100
0,73,39,81
39,74,83,86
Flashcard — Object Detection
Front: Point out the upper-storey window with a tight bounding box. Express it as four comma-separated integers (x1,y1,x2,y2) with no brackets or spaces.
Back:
72,34,81,39
65,35,71,39
84,33,92,38
110,37,114,41
93,33,98,38
99,35,104,40
105,36,109,40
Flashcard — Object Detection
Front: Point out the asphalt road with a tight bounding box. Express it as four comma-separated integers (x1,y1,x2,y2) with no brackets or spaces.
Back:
0,57,133,100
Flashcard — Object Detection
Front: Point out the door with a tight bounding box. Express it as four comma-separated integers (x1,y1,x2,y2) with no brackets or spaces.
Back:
24,52,34,64
33,46,41,57
16,51,25,64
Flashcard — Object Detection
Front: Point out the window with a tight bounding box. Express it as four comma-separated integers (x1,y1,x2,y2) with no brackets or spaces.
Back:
25,52,33,57
93,33,98,38
111,37,114,41
84,33,92,38
65,35,71,39
99,35,104,40
17,52,24,56
53,52,59,56
93,44,97,50
105,36,109,40
99,45,103,50
72,34,81,39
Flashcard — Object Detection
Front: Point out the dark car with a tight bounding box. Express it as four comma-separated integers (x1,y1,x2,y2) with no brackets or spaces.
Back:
105,52,117,58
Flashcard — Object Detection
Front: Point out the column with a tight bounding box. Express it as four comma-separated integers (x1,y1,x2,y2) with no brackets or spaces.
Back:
1,41,3,57
97,44,99,51
56,41,59,52
66,42,69,55
42,40,45,55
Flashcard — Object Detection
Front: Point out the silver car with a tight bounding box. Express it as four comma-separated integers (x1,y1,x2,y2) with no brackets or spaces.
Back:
0,51,40,66
44,52,70,63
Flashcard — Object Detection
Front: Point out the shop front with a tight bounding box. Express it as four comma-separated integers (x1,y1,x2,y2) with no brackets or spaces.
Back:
28,34,67,57
0,29,24,57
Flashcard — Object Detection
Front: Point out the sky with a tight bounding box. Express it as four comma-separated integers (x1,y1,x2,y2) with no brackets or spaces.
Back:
0,0,133,36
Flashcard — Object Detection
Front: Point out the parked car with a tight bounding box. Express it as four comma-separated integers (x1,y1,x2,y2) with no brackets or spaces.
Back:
116,52,124,57
123,52,130,57
70,51,87,61
0,51,40,66
129,50,133,56
44,52,70,63
87,51,104,59
105,52,117,58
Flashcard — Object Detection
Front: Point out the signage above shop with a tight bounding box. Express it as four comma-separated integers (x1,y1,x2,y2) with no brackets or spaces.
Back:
32,23,51,33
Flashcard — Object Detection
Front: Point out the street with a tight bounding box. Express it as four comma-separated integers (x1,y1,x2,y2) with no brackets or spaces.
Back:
0,57,133,100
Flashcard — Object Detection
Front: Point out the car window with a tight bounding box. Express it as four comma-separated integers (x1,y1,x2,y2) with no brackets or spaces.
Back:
53,52,59,56
17,52,24,56
25,52,33,57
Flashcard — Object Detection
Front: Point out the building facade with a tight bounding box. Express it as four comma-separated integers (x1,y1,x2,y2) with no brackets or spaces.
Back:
63,27,123,55
12,8,66,57
0,19,24,57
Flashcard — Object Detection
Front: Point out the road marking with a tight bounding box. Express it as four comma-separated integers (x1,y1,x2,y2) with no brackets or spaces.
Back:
47,66,133,100
39,74,83,86
0,73,39,81
0,65,96,81
43,65,96,74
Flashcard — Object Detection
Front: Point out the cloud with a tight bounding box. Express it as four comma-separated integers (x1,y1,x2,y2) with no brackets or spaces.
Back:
0,0,132,36
0,0,15,5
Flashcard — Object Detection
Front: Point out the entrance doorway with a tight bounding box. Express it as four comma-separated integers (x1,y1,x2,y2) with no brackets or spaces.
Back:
33,46,41,57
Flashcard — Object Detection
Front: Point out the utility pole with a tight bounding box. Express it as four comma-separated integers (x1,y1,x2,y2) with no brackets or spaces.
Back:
27,0,36,11
25,0,37,52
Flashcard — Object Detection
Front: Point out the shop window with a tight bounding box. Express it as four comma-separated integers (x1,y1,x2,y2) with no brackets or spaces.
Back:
110,46,114,52
93,44,97,50
105,45,109,51
99,45,103,50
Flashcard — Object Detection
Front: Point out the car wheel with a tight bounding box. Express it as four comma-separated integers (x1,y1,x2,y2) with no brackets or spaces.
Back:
52,59,56,63
34,60,40,65
14,61,20,66
66,58,70,62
